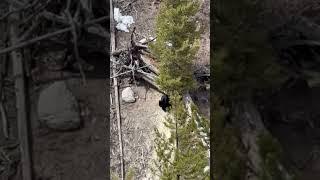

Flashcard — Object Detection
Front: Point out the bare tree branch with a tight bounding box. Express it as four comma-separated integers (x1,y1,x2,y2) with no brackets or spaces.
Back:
0,16,109,55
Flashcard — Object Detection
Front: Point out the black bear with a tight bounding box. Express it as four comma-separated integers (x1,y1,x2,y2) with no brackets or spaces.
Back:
159,94,171,112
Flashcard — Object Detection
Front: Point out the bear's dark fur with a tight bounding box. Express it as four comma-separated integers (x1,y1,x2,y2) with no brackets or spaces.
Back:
159,94,171,112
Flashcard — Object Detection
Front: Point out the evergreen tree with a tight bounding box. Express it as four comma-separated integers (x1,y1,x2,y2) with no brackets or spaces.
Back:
150,0,200,94
153,92,209,180
151,0,209,179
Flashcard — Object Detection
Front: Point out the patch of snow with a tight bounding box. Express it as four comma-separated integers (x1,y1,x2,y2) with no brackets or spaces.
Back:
113,8,134,32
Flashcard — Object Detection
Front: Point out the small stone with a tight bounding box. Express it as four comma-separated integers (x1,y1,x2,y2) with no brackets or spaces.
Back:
121,87,136,103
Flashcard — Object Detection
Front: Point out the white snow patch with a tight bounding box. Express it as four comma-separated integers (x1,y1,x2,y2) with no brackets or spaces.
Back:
113,8,134,32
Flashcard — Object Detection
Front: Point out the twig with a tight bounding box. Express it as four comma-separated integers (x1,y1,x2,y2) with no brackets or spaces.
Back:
0,16,109,55
110,64,151,78
20,0,52,26
18,20,41,42
141,36,157,45
110,58,121,64
0,0,41,21
110,0,125,179
64,8,87,86
41,11,67,25
130,27,136,47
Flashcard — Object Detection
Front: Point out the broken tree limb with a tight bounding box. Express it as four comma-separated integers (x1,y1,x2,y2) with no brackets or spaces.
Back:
110,0,125,179
140,54,159,75
140,36,157,45
9,4,33,180
135,70,163,93
0,15,109,56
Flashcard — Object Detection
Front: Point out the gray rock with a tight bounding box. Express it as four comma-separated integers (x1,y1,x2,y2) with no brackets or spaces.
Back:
38,81,81,131
121,87,135,103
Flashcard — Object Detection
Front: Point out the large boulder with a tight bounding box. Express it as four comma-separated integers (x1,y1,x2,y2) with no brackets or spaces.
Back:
38,81,81,131
121,87,136,103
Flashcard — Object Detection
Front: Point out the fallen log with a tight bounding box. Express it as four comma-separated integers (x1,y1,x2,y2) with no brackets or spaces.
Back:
136,70,162,91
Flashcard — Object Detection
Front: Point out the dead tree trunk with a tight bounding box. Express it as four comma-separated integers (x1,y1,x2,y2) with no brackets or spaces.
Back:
9,5,33,180
110,0,125,179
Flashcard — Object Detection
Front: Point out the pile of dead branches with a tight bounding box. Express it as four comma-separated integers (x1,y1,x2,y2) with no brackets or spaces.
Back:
0,0,109,85
111,27,160,90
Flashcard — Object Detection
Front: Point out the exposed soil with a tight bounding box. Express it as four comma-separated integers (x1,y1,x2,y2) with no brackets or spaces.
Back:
110,83,168,179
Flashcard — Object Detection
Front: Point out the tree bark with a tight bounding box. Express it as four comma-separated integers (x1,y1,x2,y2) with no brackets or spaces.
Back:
9,5,33,180
110,0,125,179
